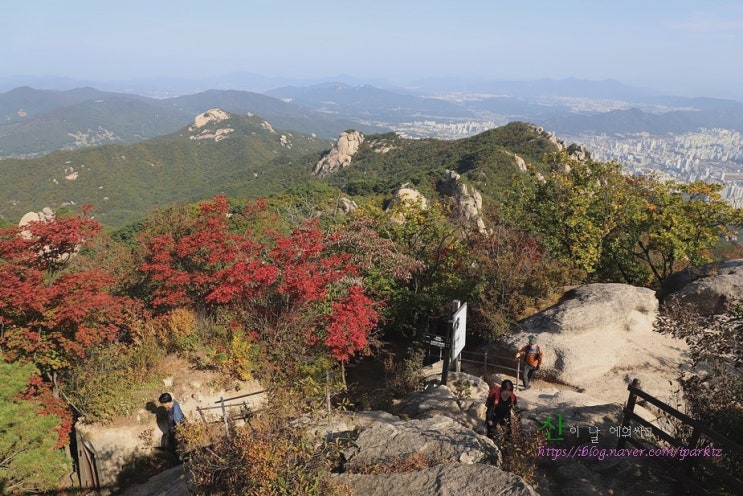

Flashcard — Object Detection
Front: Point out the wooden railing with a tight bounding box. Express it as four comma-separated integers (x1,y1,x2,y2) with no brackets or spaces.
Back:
74,430,100,490
195,390,265,437
457,349,522,389
618,378,743,495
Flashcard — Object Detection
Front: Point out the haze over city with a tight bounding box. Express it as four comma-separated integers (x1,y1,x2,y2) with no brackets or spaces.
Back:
4,0,743,100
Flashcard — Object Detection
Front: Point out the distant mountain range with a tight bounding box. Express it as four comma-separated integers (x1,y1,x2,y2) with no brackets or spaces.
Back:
3,78,742,160
0,86,386,158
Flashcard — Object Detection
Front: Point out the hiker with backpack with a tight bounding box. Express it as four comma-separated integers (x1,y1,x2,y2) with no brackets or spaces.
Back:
485,379,518,440
515,335,543,390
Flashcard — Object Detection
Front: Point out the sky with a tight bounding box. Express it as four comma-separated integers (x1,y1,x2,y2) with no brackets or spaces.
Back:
4,0,743,99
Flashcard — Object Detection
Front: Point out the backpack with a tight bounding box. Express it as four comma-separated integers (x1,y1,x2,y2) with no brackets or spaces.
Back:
522,345,541,364
485,386,516,409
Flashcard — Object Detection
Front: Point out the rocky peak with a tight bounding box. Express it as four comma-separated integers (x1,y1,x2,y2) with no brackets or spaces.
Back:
438,170,487,233
188,108,234,142
189,108,230,130
567,143,591,161
313,130,365,176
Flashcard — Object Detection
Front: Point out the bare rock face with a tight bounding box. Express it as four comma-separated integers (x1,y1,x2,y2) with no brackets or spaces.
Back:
313,130,365,176
19,207,55,228
337,197,358,215
438,170,486,233
342,414,500,472
513,154,528,172
333,463,539,496
661,259,743,315
189,108,230,129
187,108,234,141
385,184,428,213
567,143,591,161
501,283,687,406
394,371,490,432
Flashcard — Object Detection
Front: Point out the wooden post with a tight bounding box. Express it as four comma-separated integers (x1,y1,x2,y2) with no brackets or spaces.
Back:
197,406,207,424
516,360,521,391
680,428,701,475
326,370,332,413
220,397,229,438
441,345,451,385
617,378,640,449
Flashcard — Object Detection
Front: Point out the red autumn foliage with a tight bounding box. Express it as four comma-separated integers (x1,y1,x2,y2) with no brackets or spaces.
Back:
139,196,379,363
324,286,378,362
0,209,132,377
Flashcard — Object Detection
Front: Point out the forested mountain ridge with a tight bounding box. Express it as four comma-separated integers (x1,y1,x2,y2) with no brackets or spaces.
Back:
0,110,334,226
322,123,562,204
0,120,562,228
0,87,190,158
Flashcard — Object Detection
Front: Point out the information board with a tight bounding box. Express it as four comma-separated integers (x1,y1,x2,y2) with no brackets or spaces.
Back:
450,302,467,360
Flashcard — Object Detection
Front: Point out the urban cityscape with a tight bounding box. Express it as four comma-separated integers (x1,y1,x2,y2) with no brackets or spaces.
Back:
565,128,743,207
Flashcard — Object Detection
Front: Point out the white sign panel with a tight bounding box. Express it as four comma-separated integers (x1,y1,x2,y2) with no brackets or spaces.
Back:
450,302,467,360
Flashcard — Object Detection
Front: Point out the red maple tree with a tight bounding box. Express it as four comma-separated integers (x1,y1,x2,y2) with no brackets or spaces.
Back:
0,208,132,388
139,196,379,363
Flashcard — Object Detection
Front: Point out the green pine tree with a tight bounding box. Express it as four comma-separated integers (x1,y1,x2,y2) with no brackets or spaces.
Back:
0,356,70,494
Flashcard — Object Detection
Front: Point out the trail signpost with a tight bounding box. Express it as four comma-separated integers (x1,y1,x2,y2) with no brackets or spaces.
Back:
441,300,467,385
450,301,467,363
422,333,450,348
422,300,467,385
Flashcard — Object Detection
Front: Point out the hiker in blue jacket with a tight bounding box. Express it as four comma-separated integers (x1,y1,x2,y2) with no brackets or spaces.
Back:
159,392,185,451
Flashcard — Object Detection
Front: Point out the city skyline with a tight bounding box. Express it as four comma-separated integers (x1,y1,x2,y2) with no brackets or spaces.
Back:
4,1,743,100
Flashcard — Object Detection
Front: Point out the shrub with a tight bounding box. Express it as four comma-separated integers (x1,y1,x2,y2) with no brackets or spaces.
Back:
181,412,350,496
656,303,743,491
161,308,199,353
64,337,164,423
385,345,426,397
499,416,547,487
221,330,259,381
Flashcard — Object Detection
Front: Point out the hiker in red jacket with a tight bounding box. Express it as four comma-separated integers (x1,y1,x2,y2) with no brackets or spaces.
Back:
485,379,517,439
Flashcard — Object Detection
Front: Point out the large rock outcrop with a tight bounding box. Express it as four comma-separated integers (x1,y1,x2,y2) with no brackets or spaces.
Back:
187,108,234,142
304,408,538,496
333,463,539,496
437,169,486,233
393,372,491,431
500,283,688,406
313,130,365,175
341,414,500,471
19,207,55,228
385,183,428,212
661,259,743,315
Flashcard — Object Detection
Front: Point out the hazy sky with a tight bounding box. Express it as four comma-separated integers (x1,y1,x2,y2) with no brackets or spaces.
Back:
4,0,743,99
